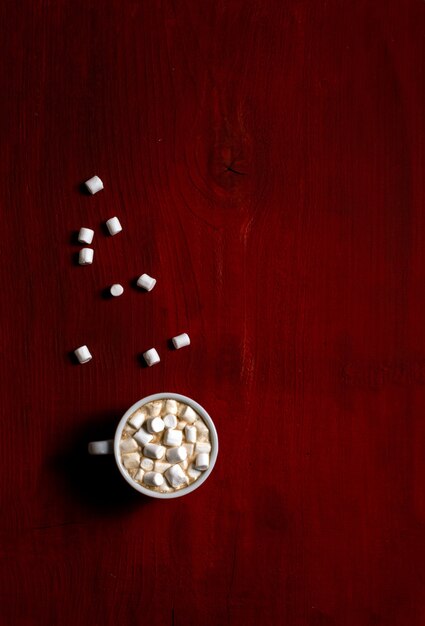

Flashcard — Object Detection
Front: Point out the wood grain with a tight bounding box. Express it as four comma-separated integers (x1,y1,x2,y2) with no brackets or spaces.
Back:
1,1,425,624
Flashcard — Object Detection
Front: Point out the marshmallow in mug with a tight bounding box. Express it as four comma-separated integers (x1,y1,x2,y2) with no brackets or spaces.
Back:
163,429,183,447
163,414,178,429
119,398,212,493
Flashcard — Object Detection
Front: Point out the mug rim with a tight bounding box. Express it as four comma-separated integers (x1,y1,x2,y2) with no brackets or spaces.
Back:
114,392,219,499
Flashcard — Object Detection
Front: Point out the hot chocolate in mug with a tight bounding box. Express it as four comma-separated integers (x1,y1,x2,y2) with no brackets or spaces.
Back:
89,392,219,499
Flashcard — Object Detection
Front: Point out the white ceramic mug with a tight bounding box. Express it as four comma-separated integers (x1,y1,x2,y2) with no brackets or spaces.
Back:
88,392,219,499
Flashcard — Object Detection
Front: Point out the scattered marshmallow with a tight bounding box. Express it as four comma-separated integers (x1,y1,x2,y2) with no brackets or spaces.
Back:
137,273,156,291
79,248,94,265
122,452,140,469
135,468,145,482
172,333,190,349
163,414,178,429
74,345,92,364
195,453,210,471
110,284,124,297
165,464,188,488
129,409,146,430
146,417,165,434
143,443,166,460
179,405,197,424
176,421,187,430
85,175,103,195
78,227,94,244
120,438,138,454
144,471,164,487
133,428,153,447
184,425,197,443
140,458,154,471
163,429,183,447
106,216,122,236
195,442,211,454
165,399,178,414
143,348,160,367
154,461,172,474
180,459,189,470
166,446,187,464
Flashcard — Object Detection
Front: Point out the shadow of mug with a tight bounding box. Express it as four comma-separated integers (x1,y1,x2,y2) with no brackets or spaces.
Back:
51,411,152,516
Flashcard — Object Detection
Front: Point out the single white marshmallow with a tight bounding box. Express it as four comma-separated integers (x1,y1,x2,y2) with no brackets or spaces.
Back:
154,461,172,474
122,452,140,469
165,399,178,414
110,284,124,297
148,401,163,416
166,446,187,464
140,458,154,471
143,348,160,367
143,471,164,487
176,421,187,430
197,431,210,443
137,273,156,291
172,333,190,349
78,227,94,244
163,429,183,447
195,453,209,471
163,414,178,429
143,443,166,460
135,469,145,482
188,464,202,480
184,425,197,443
195,442,211,454
120,438,138,454
128,409,146,430
106,216,122,236
85,175,103,195
180,459,189,470
79,248,94,265
183,443,194,457
179,405,197,424
146,417,165,434
165,464,188,488
74,345,92,364
133,428,153,447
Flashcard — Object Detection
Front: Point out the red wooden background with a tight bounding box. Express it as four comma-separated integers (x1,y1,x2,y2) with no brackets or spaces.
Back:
1,1,425,624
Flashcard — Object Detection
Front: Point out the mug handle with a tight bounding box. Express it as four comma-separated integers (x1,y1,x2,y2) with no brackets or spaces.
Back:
88,440,114,455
